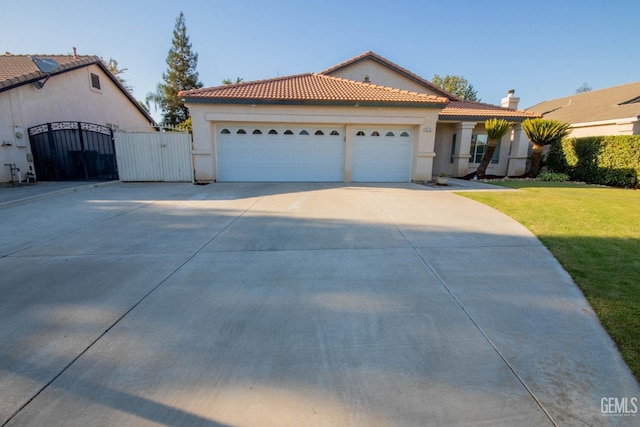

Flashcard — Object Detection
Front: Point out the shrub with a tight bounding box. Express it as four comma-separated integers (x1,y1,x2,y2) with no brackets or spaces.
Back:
545,139,569,173
562,136,640,188
538,172,569,182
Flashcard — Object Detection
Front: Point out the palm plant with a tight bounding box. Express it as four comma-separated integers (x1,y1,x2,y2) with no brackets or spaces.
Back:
521,119,571,177
475,118,512,178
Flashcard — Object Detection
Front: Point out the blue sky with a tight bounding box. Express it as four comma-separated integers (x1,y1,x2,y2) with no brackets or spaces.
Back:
2,0,638,121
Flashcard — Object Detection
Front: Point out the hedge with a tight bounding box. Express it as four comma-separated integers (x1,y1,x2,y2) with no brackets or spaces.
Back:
547,135,640,188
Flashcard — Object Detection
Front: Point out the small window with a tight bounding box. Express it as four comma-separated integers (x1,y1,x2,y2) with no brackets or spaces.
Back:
90,73,101,90
300,130,309,135
469,134,498,163
473,139,502,164
284,130,293,135
356,131,365,136
385,131,395,137
330,130,340,136
237,129,246,134
221,129,231,134
400,131,410,137
253,129,262,135
371,131,380,137
315,130,324,135
268,129,278,135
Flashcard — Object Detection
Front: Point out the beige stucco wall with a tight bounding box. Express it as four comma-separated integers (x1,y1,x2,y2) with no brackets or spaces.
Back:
326,59,443,96
433,123,456,176
569,119,640,138
186,102,442,182
0,64,153,182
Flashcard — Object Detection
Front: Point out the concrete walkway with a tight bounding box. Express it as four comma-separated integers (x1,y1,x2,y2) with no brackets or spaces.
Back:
0,182,637,426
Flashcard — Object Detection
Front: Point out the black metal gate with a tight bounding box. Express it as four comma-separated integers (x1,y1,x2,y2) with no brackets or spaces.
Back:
28,122,118,181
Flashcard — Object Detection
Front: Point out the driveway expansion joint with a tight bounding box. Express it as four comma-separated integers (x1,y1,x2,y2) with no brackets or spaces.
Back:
369,191,559,427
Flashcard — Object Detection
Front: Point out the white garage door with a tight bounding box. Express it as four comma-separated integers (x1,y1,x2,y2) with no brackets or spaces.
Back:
216,125,345,182
352,127,413,182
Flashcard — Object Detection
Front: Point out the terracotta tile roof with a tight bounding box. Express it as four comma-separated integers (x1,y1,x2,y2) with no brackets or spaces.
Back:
180,73,450,107
0,54,100,91
527,82,640,124
440,100,540,120
319,51,460,101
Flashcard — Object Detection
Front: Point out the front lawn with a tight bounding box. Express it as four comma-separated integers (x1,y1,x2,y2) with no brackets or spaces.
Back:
460,181,640,380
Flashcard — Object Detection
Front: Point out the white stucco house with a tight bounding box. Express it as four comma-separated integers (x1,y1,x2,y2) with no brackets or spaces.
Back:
181,51,539,183
527,81,640,137
0,53,155,183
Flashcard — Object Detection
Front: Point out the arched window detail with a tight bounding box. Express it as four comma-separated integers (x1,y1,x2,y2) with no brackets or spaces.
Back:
300,130,309,135
221,129,231,134
237,129,246,134
385,131,395,137
284,130,293,135
253,129,262,135
371,131,380,136
315,130,324,135
356,131,365,136
330,130,340,136
268,129,278,135
400,131,410,137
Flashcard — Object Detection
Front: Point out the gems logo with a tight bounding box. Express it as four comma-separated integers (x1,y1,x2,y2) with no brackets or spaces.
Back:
601,397,638,416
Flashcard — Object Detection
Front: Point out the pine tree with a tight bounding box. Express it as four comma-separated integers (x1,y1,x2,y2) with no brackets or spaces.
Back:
157,11,203,126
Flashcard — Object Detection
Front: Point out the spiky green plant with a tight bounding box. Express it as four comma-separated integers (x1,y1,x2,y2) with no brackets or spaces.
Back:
475,118,512,178
522,119,571,177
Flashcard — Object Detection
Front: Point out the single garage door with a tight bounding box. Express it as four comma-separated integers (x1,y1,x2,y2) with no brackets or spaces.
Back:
352,127,413,182
217,125,345,182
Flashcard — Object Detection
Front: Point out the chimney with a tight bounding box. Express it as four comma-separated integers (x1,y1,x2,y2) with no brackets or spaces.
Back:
73,47,77,58
501,89,519,109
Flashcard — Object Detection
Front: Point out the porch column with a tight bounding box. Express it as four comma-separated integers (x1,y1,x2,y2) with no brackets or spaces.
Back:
507,124,530,176
452,122,476,177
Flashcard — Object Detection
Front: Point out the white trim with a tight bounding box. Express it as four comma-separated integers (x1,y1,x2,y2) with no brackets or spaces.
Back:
570,116,639,128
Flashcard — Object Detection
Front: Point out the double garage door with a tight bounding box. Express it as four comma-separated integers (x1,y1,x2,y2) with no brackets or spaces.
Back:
216,125,413,182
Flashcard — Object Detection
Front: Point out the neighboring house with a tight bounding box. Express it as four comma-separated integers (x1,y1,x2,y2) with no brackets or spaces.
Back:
0,53,155,183
527,82,640,137
181,51,538,183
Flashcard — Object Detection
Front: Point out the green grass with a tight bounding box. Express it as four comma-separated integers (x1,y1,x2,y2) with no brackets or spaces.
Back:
460,181,640,379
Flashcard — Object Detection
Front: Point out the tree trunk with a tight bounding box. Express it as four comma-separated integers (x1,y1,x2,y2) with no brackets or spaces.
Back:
475,140,498,178
529,145,544,177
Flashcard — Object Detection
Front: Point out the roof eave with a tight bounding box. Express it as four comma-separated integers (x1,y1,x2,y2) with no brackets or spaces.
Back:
0,59,99,93
438,114,538,122
182,97,448,109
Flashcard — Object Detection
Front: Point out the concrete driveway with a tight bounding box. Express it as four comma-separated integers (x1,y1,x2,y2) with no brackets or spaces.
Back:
0,182,637,426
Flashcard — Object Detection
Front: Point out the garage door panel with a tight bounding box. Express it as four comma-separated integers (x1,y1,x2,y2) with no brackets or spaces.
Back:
352,128,413,182
217,125,344,182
